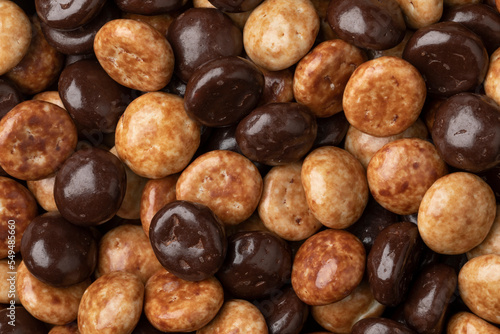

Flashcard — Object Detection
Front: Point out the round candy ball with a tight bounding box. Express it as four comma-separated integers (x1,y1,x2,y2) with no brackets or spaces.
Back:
21,212,97,287
150,200,227,281
54,147,127,226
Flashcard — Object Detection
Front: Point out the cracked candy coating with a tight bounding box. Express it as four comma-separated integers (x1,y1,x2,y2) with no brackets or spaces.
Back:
54,147,127,226
78,271,144,334
367,138,448,215
0,1,32,76
96,224,162,284
291,229,366,306
144,269,223,332
150,200,226,282
0,100,77,181
197,299,268,334
115,92,200,179
293,39,366,118
17,261,90,325
301,146,368,229
403,21,488,97
0,176,38,259
418,172,496,255
21,212,97,287
458,254,500,324
176,150,262,225
94,19,174,92
258,162,322,241
243,0,319,71
343,56,426,137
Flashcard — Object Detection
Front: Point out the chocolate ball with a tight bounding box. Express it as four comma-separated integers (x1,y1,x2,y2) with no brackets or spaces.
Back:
35,0,106,30
0,307,48,334
327,0,406,50
403,21,489,97
149,200,227,282
54,147,127,226
21,212,97,287
236,102,317,166
40,1,121,55
167,8,243,82
114,0,186,15
432,93,500,172
58,60,134,133
217,230,292,300
184,56,264,127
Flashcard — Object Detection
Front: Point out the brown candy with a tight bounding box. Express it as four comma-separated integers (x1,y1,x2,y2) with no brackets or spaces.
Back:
0,100,77,181
292,229,366,306
447,312,500,333
468,205,500,259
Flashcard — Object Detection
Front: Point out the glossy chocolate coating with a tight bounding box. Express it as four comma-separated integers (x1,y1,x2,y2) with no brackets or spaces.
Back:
208,0,263,13
54,147,127,226
257,286,308,334
185,56,264,127
59,60,133,133
20,212,97,287
403,264,457,333
40,1,120,55
236,103,317,166
0,78,23,120
352,318,417,334
443,4,500,54
167,8,243,83
432,93,500,172
402,22,488,97
367,222,425,307
0,307,48,334
312,112,349,149
36,0,106,30
327,0,406,50
217,230,292,300
149,200,227,282
346,197,399,253
114,0,185,15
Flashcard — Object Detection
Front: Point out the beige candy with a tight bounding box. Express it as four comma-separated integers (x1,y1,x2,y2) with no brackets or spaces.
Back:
6,16,64,95
197,299,268,334
193,0,252,29
311,280,385,334
94,19,174,92
345,118,428,169
458,254,500,325
367,138,448,215
301,146,368,229
294,39,366,118
32,91,66,109
258,161,322,241
343,56,426,137
110,147,148,220
115,92,200,179
243,0,319,71
95,225,163,284
291,229,366,306
17,261,89,325
0,258,20,304
0,177,38,259
78,271,144,334
395,0,443,29
145,269,224,332
0,1,31,75
140,174,178,237
49,322,80,334
0,100,77,181
418,172,496,255
468,205,500,259
176,150,263,225
447,311,500,334
27,173,57,212
485,47,500,106
122,12,176,35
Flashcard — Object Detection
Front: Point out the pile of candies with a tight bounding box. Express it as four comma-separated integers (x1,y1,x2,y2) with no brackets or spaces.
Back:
0,0,499,333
